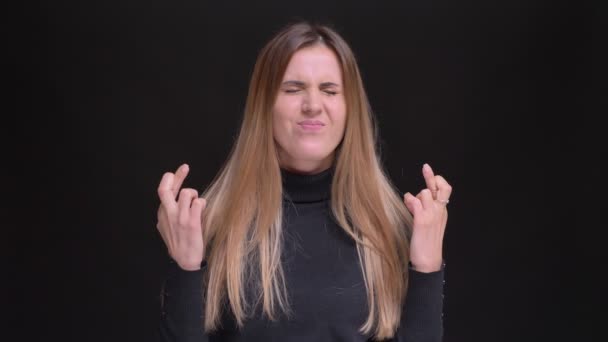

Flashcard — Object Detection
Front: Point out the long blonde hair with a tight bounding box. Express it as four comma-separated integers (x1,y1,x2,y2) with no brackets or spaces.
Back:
201,22,413,340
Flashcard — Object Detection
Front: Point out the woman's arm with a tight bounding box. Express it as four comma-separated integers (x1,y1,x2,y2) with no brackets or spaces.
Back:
400,163,451,341
156,164,209,341
159,258,208,342
398,263,445,342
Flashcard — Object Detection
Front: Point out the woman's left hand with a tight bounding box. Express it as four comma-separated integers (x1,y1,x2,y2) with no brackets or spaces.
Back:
403,163,452,273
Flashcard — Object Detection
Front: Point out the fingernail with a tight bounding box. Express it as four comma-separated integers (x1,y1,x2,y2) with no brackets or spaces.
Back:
423,163,430,171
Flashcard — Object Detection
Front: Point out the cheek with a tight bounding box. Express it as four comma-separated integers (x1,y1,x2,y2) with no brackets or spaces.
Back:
273,97,297,124
332,103,347,135
272,96,300,129
272,101,294,143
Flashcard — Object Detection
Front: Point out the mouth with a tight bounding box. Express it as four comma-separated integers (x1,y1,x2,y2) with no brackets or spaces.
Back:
298,120,325,127
297,120,325,131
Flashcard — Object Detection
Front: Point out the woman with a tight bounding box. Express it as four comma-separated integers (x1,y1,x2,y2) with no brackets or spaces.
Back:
156,21,452,342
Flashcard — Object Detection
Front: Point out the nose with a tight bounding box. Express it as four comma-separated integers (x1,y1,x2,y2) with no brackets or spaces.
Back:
302,90,322,115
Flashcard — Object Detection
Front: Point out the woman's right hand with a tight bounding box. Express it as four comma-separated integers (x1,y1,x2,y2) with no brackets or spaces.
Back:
156,163,207,271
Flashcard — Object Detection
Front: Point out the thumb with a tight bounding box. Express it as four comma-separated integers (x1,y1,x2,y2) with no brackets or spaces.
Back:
404,192,422,216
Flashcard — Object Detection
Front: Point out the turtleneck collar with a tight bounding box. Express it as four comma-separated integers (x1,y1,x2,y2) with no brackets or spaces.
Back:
281,166,334,203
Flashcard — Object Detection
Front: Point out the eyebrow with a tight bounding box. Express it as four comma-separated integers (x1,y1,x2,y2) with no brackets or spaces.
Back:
281,80,341,88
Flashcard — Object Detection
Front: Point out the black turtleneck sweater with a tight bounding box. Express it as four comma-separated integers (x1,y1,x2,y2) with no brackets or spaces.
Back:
159,167,445,342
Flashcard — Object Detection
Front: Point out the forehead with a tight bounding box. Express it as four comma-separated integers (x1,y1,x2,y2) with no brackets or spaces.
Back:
282,45,342,81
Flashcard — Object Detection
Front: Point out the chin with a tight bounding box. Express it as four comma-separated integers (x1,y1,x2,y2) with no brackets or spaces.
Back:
294,151,330,161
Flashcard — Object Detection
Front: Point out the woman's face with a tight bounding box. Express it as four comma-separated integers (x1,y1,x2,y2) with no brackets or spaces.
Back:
272,44,347,174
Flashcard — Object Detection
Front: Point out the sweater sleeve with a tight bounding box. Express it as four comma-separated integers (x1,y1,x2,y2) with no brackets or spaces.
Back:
159,258,208,342
396,262,445,342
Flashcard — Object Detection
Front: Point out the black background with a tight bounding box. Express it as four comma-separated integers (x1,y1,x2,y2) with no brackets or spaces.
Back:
12,0,604,341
